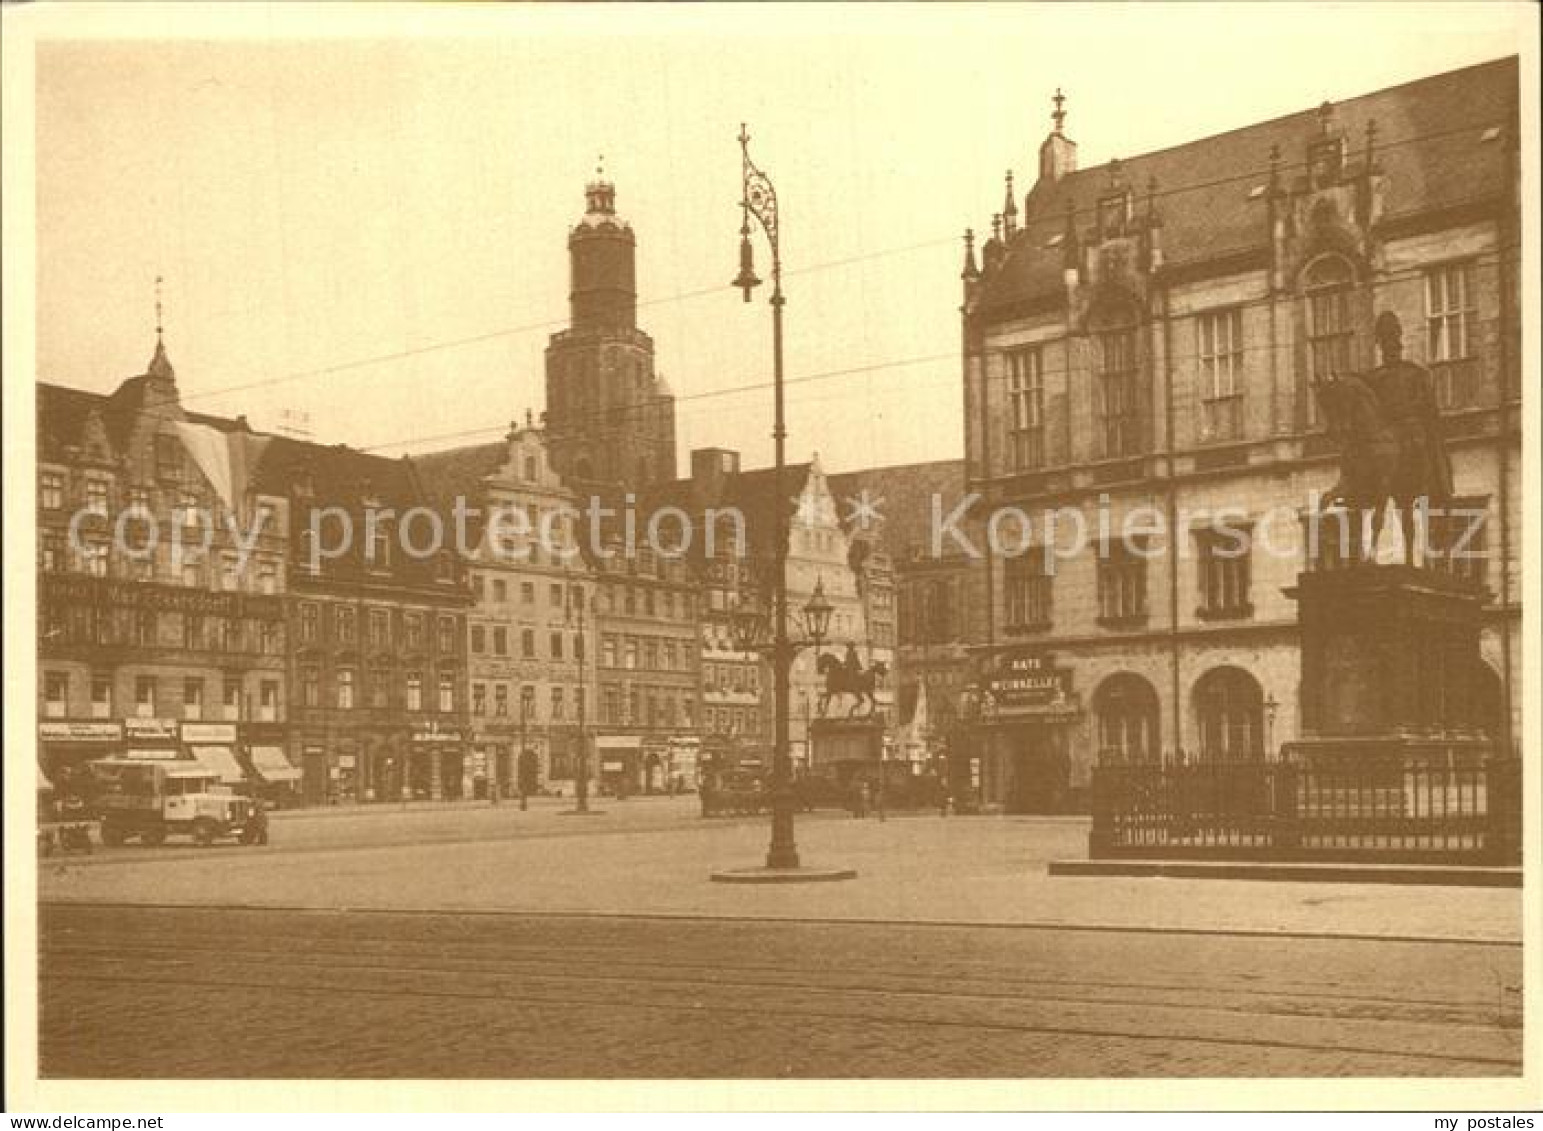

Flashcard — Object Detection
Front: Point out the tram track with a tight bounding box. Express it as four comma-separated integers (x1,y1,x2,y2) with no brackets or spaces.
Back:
39,904,1522,1078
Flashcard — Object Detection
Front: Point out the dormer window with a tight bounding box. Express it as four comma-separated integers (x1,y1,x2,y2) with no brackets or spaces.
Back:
155,434,181,481
367,522,392,571
1098,192,1130,239
524,454,538,481
1308,136,1345,188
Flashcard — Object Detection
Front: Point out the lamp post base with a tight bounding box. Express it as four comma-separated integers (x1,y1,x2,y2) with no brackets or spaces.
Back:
710,865,858,884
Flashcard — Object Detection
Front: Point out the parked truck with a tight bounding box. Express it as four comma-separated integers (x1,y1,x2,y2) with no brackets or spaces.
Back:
89,759,261,847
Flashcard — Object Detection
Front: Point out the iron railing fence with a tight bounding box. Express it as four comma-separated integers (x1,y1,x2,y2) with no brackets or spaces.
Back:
1090,743,1519,865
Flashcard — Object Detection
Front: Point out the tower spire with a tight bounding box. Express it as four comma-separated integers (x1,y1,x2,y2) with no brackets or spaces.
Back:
155,274,164,343
1002,170,1018,236
1052,87,1067,134
147,274,175,382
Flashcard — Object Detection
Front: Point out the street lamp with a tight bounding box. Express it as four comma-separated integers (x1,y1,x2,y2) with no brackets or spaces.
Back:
1264,693,1280,760
712,129,854,883
717,579,850,878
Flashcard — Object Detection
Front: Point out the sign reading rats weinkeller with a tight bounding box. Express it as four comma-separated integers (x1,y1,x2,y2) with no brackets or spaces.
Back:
987,650,1072,708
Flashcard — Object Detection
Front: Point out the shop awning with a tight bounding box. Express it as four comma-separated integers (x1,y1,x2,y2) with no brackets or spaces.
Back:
250,746,302,783
38,765,53,792
189,745,247,785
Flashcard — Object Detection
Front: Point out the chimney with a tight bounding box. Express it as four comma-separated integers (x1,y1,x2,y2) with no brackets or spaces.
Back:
690,447,739,504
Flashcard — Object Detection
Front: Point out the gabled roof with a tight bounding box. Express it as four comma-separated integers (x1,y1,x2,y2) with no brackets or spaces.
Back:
828,459,968,562
412,440,507,516
38,374,246,466
979,56,1517,315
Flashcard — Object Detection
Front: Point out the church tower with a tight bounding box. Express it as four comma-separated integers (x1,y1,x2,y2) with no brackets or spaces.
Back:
544,167,678,488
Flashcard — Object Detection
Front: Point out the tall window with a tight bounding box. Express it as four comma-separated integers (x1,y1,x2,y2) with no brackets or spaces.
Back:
179,676,200,719
493,626,508,656
1007,347,1045,471
40,471,64,511
472,682,487,716
521,628,535,658
1195,528,1252,618
92,674,113,719
370,665,390,708
1426,262,1478,409
44,672,68,718
1197,309,1244,441
520,685,536,721
223,677,242,720
135,676,157,717
404,614,424,650
438,673,455,713
1096,325,1141,457
494,683,509,717
299,603,319,644
301,667,320,708
1005,547,1052,631
437,616,456,653
470,624,486,654
336,668,355,710
370,609,390,648
550,632,564,661
1304,256,1354,426
405,671,423,712
1097,542,1148,624
551,687,566,722
335,607,356,645
260,681,280,718
84,477,109,516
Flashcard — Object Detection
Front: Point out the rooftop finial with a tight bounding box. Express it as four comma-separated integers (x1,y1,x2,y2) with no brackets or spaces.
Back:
154,274,164,343
1052,87,1066,133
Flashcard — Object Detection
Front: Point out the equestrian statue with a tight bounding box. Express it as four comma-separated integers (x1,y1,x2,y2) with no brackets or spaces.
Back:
1311,311,1453,564
816,643,889,718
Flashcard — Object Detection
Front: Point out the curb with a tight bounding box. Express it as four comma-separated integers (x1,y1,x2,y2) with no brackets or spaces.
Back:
1048,858,1523,889
37,898,1523,948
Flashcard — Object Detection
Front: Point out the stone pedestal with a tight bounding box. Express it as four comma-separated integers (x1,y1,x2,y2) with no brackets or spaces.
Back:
809,716,884,773
1285,564,1490,742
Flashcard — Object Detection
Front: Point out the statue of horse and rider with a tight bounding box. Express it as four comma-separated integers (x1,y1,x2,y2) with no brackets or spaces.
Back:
1311,312,1453,563
816,643,889,718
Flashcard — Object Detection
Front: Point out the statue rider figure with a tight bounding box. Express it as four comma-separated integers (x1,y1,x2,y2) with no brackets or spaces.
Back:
1313,311,1453,563
841,642,863,681
1366,311,1452,512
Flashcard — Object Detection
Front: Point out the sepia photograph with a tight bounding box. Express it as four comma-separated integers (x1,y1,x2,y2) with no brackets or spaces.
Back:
3,0,1539,1115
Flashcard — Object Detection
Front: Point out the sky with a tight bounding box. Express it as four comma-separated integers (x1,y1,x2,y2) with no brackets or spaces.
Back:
30,3,1528,476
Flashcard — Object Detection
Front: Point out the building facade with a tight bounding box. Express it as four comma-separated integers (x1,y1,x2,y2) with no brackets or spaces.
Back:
958,58,1521,812
415,421,599,798
37,337,293,796
254,438,473,804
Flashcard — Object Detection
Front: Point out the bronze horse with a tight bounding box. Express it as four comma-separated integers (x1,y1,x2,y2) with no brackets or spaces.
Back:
1311,313,1454,565
1312,370,1405,561
816,652,889,717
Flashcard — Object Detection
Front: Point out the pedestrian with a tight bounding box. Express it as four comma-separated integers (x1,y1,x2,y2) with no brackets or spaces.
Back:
244,801,269,846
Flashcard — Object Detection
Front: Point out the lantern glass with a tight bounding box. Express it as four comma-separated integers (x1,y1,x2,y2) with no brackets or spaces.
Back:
802,577,834,643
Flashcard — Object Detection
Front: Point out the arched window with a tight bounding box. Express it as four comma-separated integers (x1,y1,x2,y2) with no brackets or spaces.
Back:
1301,255,1356,427
1094,673,1160,764
1193,667,1264,761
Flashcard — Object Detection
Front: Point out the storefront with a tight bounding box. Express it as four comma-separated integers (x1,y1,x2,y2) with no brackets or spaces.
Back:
182,722,246,788
971,650,1083,814
38,721,123,795
595,735,641,796
123,718,180,760
410,722,466,801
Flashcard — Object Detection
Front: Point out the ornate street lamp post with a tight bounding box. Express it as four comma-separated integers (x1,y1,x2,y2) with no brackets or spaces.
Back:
713,124,853,882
